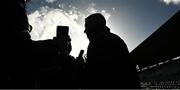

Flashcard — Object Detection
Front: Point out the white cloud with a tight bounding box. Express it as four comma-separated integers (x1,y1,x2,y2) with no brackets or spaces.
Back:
86,3,97,13
28,2,111,57
46,0,57,3
86,3,111,20
160,0,180,5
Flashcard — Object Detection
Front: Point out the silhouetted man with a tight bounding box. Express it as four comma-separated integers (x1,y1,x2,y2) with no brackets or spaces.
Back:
1,0,74,88
83,13,140,89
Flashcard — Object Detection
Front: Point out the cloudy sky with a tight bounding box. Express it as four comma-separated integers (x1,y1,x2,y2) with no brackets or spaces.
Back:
26,0,180,57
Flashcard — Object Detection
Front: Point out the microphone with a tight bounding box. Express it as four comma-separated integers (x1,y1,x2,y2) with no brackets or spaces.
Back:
78,50,84,58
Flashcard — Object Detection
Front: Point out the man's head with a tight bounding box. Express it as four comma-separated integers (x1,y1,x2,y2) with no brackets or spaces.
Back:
84,13,108,41
85,13,106,29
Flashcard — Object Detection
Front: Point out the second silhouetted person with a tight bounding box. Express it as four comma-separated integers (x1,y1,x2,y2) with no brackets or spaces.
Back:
83,13,140,89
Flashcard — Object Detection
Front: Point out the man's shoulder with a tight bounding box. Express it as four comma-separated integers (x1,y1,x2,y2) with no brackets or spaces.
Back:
109,32,124,42
94,32,126,46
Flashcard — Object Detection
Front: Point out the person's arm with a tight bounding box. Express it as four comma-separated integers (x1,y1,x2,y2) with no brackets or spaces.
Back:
32,39,58,55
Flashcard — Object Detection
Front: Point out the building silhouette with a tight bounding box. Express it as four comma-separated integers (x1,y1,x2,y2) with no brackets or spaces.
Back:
131,10,180,69
130,10,180,89
139,57,180,89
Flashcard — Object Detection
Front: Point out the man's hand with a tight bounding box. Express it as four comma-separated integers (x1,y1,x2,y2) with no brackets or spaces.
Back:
53,35,72,55
76,50,85,64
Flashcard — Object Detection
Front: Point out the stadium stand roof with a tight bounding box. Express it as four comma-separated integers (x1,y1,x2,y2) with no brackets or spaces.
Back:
130,10,180,68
